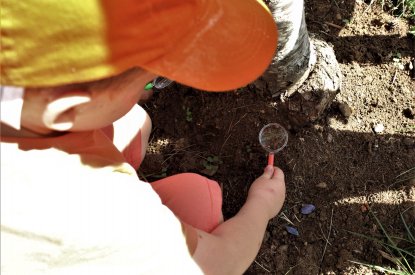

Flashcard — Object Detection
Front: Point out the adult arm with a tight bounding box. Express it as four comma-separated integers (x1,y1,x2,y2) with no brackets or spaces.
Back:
193,166,286,275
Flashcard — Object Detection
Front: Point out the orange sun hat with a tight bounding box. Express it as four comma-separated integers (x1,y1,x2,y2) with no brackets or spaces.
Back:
1,0,277,92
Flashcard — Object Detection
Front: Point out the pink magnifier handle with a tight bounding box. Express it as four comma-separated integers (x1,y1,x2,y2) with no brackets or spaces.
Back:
267,153,274,166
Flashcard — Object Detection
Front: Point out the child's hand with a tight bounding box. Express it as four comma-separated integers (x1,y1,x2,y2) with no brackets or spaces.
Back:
247,165,286,220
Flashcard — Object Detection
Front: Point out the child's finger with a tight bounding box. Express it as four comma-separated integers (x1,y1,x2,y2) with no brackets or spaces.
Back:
261,165,275,179
271,167,284,180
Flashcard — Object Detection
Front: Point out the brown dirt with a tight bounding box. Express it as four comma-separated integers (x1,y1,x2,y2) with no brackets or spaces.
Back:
140,1,415,274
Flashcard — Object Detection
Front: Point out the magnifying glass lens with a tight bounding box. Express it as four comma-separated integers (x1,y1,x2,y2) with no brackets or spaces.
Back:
259,123,288,154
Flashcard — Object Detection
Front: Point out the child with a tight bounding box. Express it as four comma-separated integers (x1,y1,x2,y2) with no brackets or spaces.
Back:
1,0,286,274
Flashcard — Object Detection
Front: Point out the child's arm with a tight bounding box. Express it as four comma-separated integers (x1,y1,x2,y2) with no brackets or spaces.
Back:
101,104,151,169
193,166,286,275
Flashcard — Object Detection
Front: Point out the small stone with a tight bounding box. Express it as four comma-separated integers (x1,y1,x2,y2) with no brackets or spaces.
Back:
317,182,328,188
327,117,336,127
303,91,313,100
338,103,353,118
263,231,270,242
373,123,385,133
408,181,415,207
412,60,415,79
327,133,333,143
253,79,266,91
313,124,324,132
278,245,289,253
174,138,188,150
403,138,414,147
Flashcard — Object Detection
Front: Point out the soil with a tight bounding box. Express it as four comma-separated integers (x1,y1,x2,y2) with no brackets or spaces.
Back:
140,1,415,274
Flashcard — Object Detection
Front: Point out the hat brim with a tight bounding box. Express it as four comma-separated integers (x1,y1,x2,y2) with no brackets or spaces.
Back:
139,0,278,92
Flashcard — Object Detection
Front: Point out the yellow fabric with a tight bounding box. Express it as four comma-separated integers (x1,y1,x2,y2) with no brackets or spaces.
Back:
1,0,277,91
1,0,112,86
0,131,203,274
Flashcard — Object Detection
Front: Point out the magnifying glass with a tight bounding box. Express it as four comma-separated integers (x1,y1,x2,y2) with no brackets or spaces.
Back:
259,123,288,166
144,76,174,90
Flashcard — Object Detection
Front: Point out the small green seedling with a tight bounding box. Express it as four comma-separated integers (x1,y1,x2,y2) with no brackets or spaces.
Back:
183,107,193,122
201,156,223,176
153,167,167,178
342,18,351,25
392,52,402,62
